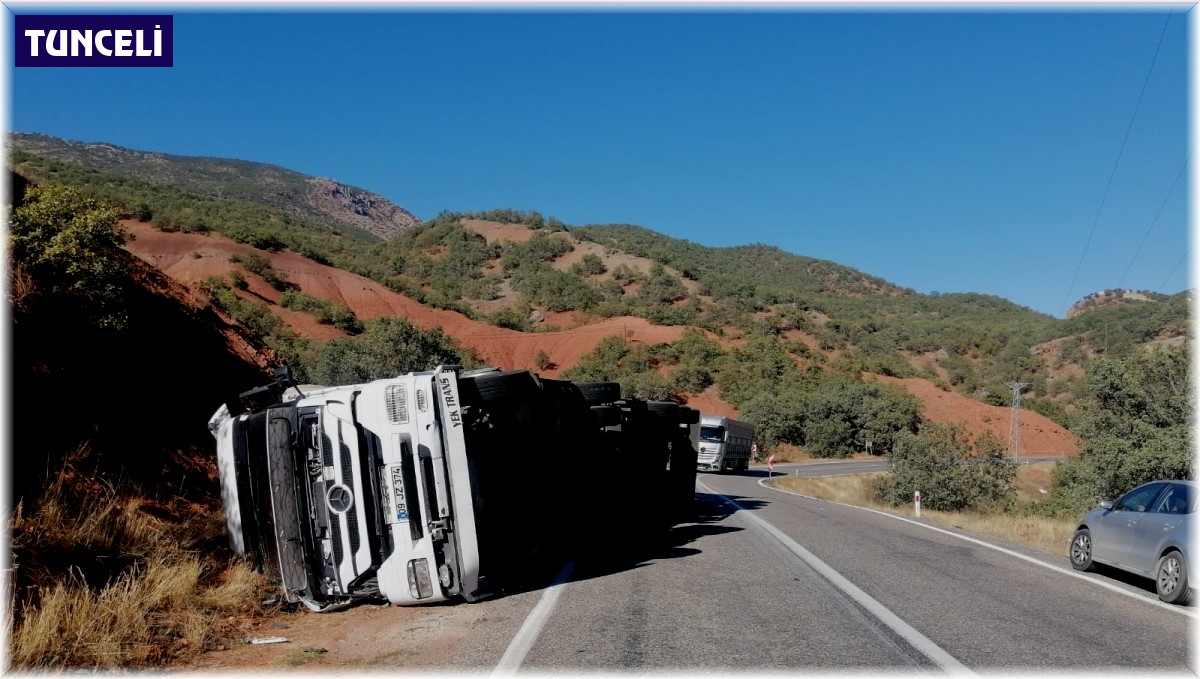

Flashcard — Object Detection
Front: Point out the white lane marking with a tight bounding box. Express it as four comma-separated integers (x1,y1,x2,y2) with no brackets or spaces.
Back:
758,477,1200,619
492,559,576,676
699,480,974,676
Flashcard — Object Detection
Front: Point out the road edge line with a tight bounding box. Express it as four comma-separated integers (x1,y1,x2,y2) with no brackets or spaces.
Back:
491,559,576,676
758,477,1200,619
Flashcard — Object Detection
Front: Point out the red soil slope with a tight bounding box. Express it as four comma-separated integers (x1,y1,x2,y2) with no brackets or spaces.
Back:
121,221,693,375
870,375,1079,457
121,222,1081,456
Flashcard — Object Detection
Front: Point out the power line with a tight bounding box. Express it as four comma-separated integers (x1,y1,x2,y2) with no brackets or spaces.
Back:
1115,154,1189,290
1156,253,1187,293
1060,12,1173,316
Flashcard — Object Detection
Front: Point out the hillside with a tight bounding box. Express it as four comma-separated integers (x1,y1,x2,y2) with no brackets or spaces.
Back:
8,138,1190,438
114,219,1079,456
12,222,276,506
9,132,420,240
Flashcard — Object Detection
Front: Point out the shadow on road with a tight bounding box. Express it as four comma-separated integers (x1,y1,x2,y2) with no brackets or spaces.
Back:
1088,563,1194,604
503,491,770,595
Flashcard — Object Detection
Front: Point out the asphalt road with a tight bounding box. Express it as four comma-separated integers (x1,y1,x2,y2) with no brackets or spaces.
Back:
468,463,1194,674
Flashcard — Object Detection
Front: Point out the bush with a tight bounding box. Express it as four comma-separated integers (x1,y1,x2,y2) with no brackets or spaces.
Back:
670,364,713,393
876,424,1016,512
229,253,293,291
304,316,477,385
570,253,607,276
1034,346,1194,518
278,290,363,335
9,186,130,329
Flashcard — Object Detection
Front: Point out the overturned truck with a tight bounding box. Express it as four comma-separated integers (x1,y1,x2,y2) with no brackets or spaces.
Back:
208,365,699,611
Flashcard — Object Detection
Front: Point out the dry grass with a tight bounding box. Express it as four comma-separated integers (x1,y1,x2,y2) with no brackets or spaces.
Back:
771,467,1075,558
8,444,273,669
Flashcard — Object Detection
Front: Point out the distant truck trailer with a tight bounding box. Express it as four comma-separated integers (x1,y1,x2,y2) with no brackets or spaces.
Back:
696,415,754,473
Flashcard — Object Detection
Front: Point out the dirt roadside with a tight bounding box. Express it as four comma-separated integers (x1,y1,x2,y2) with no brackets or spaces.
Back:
182,590,543,672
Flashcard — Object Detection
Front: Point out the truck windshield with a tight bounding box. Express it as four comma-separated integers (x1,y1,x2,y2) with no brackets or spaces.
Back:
700,426,725,443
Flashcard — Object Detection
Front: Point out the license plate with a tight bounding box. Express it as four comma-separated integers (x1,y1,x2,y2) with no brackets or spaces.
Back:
396,465,415,525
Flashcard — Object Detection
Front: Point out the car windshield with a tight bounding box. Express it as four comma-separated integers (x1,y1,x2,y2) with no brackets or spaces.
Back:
700,426,725,443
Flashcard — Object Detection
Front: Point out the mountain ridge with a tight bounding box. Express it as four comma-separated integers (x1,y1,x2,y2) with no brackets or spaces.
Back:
9,132,421,240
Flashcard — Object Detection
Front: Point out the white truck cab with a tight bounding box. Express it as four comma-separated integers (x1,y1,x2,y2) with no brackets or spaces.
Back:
208,366,485,610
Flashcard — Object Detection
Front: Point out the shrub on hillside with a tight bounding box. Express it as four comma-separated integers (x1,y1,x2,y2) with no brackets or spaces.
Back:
9,185,130,329
1033,346,1194,518
229,252,293,291
278,290,363,335
670,364,713,394
570,253,607,276
303,316,477,385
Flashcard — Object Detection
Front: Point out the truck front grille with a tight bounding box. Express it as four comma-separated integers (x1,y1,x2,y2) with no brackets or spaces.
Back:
386,385,409,424
340,440,361,554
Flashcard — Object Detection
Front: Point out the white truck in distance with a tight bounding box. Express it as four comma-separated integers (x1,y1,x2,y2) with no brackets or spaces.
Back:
696,415,754,473
208,365,699,610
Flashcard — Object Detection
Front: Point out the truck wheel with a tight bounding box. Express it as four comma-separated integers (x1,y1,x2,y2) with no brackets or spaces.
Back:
678,406,700,425
465,370,539,402
574,382,621,405
646,401,679,418
591,405,622,427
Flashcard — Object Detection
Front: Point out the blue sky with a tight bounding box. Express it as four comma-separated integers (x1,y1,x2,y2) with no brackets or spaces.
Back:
9,8,1190,318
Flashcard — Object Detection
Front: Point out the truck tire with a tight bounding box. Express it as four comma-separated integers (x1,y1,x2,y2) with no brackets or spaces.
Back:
678,406,700,425
591,405,622,427
464,370,539,402
574,382,621,405
646,401,679,419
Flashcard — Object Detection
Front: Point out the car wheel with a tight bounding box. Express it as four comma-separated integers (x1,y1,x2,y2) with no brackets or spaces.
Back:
1069,528,1094,572
1156,550,1191,605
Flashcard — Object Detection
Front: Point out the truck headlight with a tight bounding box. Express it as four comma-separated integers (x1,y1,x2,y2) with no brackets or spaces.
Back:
407,558,433,599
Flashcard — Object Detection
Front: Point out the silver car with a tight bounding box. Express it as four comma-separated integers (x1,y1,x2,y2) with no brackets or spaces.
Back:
1069,480,1194,604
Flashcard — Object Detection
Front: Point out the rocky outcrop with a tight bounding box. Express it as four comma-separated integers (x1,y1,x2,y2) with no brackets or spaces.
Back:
1066,288,1155,319
306,178,420,240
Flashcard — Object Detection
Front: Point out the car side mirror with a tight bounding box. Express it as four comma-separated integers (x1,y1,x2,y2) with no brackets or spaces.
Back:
1100,500,1114,510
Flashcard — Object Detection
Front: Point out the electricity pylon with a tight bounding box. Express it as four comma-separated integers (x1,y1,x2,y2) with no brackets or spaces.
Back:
1006,382,1030,459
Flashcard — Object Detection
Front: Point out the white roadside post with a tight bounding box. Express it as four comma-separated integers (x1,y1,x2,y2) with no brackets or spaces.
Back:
914,490,922,518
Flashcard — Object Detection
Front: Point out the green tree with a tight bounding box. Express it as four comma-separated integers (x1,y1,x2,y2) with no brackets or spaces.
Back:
1038,346,1193,517
739,389,807,451
9,186,130,329
305,317,475,385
